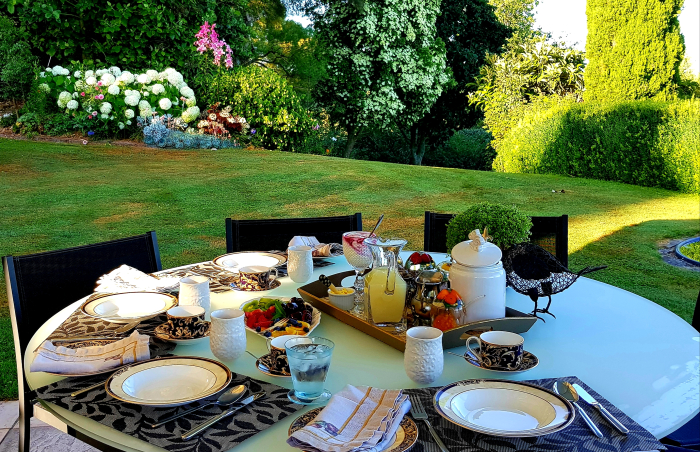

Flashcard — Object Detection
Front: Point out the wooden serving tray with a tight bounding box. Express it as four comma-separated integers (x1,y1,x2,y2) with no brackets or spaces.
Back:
297,271,538,352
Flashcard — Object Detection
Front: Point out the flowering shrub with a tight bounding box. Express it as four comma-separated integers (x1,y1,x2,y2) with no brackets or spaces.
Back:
37,65,200,134
195,22,233,69
196,103,251,139
138,114,240,149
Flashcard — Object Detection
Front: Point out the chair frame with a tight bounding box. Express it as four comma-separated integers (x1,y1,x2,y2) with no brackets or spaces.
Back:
4,231,161,452
225,213,363,253
423,211,569,267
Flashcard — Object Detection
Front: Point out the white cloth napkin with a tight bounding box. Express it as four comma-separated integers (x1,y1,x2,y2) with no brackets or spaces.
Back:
288,236,339,257
31,331,151,374
94,265,179,293
287,385,411,452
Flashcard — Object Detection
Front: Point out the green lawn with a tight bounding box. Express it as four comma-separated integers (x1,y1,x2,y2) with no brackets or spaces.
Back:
1,138,699,399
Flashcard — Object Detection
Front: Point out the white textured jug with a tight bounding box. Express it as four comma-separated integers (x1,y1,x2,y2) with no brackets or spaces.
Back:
449,230,506,323
404,327,443,384
287,245,314,283
179,275,211,315
210,309,246,361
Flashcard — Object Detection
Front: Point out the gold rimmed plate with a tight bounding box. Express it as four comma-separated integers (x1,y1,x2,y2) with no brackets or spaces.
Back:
81,292,178,324
106,356,231,407
288,407,418,452
212,251,287,273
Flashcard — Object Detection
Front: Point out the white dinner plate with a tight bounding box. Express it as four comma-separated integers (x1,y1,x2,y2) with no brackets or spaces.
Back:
212,252,287,273
106,356,231,407
240,297,321,337
434,380,575,437
81,292,178,323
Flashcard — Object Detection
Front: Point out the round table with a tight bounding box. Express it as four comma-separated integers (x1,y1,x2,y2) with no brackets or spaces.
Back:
25,253,700,452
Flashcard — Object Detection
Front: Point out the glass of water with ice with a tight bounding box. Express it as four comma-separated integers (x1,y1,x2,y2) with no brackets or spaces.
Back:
285,337,335,404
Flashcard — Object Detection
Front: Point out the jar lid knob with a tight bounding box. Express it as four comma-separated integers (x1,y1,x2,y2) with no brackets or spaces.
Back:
468,228,491,252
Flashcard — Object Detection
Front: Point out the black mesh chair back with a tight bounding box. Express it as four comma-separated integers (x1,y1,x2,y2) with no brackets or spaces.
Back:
423,212,569,267
3,231,161,452
693,290,700,332
225,214,363,253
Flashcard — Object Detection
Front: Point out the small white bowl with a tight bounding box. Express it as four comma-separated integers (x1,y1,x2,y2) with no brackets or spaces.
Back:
327,288,356,311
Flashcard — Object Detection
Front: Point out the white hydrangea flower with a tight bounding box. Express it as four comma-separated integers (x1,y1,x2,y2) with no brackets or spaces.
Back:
66,100,79,110
139,106,152,117
185,98,197,107
167,71,184,86
118,122,125,130
85,70,94,78
45,67,51,72
181,106,200,123
158,98,172,110
175,80,187,90
52,65,67,76
86,76,97,86
136,73,152,84
151,83,165,95
101,113,109,119
164,68,176,75
118,71,135,84
39,72,46,78
125,91,141,106
100,102,112,114
108,84,120,95
124,109,135,119
158,71,168,81
100,73,116,86
39,83,50,92
109,66,121,76
57,91,72,108
74,71,82,78
96,69,107,77
72,92,79,98
180,86,195,98
126,120,132,125
138,100,150,110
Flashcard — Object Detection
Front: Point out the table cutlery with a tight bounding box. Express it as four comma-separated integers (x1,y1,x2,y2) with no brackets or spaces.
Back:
149,384,246,428
554,381,603,438
409,394,449,452
181,391,265,440
369,214,384,237
572,383,629,434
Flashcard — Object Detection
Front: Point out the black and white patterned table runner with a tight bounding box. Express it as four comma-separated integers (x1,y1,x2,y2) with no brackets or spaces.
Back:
36,372,303,452
404,376,665,452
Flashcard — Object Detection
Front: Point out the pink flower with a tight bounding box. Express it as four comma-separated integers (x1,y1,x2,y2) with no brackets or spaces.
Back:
92,111,98,116
98,94,104,100
80,92,85,96
97,81,102,86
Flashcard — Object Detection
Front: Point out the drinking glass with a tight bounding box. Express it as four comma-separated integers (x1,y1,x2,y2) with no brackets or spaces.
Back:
342,231,373,318
285,337,335,405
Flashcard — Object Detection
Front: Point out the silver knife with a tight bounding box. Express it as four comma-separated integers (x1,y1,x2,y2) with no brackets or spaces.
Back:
181,392,265,440
572,384,629,434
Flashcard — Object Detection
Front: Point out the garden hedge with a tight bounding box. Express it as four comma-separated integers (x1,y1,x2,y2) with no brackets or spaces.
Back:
494,99,700,193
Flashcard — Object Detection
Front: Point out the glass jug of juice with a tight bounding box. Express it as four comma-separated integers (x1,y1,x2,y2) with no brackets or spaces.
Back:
364,237,408,334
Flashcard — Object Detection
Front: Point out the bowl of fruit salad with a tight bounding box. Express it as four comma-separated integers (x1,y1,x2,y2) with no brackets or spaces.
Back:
241,297,321,338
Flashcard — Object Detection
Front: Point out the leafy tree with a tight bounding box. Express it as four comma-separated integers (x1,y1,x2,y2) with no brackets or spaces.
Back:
488,0,537,39
585,0,685,101
403,0,510,165
315,0,449,158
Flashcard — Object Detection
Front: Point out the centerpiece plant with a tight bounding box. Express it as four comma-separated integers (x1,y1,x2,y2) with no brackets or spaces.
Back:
446,202,532,251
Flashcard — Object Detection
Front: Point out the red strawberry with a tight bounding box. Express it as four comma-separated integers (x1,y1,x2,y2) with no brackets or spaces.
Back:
421,253,433,264
409,252,423,264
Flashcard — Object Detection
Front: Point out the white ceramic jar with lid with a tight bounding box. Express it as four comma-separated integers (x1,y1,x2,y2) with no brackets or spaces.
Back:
448,229,506,323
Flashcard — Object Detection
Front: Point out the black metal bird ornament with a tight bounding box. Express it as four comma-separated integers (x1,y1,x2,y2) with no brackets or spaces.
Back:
502,243,607,321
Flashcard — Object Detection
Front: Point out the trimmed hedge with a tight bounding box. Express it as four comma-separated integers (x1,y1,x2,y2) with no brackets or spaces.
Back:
495,99,700,193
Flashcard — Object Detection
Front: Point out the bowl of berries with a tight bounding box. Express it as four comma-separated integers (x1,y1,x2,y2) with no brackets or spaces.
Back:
241,297,321,338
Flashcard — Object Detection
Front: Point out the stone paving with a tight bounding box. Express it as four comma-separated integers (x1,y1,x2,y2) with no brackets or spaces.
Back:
0,401,98,452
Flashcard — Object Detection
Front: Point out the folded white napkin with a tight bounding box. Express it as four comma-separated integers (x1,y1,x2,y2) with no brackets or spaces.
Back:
287,385,411,452
31,331,151,374
94,265,179,293
288,237,340,257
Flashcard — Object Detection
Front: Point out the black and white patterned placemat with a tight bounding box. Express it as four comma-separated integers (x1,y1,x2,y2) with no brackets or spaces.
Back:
404,376,665,452
36,371,303,452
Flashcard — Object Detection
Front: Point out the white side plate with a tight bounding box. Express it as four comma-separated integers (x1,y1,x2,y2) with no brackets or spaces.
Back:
81,292,178,323
211,252,287,273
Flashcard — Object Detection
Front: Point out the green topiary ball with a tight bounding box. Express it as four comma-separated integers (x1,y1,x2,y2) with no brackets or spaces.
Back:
445,202,532,251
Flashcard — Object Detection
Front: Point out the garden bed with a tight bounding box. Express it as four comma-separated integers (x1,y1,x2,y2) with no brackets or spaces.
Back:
675,237,700,266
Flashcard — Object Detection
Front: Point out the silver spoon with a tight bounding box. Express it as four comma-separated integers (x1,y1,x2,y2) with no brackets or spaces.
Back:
369,214,384,237
148,384,247,428
554,381,603,438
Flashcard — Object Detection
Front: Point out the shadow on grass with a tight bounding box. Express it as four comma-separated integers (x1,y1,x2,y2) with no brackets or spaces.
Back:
569,219,700,324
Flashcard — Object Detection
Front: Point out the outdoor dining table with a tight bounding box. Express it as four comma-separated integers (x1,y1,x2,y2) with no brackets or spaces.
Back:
24,251,700,452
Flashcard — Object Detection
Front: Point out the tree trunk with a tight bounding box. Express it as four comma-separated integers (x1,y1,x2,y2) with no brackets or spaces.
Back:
344,125,361,158
409,125,428,165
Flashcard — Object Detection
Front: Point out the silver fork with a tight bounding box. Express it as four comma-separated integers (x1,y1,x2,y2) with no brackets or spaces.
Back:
409,394,449,452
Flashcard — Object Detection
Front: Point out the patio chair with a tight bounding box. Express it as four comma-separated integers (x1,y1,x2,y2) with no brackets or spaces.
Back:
423,212,569,267
3,231,162,452
225,213,363,253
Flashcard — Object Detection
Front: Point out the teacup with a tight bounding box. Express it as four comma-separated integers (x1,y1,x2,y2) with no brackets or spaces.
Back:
466,331,524,370
238,265,279,291
165,306,209,339
260,335,303,374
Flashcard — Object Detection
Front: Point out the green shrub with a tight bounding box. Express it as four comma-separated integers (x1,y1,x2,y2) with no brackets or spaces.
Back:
446,202,532,251
679,242,700,261
495,99,700,193
424,128,496,170
206,65,314,151
352,130,412,164
0,15,35,100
